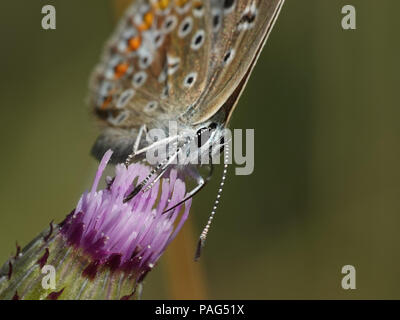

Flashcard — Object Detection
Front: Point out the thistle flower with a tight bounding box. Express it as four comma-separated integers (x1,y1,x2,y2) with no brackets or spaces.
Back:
0,150,191,300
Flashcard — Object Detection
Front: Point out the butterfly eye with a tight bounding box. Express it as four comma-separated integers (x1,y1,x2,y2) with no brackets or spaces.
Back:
196,123,218,148
195,123,217,135
209,122,218,130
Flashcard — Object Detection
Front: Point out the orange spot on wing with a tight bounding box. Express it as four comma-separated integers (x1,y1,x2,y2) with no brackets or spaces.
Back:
128,35,142,51
101,96,113,110
114,62,129,79
176,0,189,7
139,11,154,31
144,11,154,25
193,1,203,9
158,0,170,10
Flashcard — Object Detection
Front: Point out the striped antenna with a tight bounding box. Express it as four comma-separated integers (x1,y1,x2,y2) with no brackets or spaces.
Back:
195,143,229,261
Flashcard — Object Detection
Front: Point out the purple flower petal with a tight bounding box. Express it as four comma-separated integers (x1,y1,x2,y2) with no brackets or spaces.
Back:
60,150,192,275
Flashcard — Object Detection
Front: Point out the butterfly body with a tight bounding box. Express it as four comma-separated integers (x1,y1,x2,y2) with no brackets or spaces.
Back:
90,0,285,164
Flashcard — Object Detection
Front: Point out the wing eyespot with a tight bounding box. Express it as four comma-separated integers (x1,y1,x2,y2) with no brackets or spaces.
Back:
178,16,193,38
144,101,159,113
223,49,235,66
132,71,148,88
107,110,129,126
212,8,222,32
163,15,178,33
191,29,205,51
116,89,135,109
183,72,197,88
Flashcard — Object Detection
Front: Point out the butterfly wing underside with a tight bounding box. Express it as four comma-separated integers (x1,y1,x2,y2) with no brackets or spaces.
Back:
187,0,285,124
90,0,285,162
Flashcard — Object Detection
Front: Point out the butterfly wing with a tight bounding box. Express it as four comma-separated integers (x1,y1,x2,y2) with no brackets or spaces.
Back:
91,0,215,161
90,0,285,162
184,0,285,124
90,0,214,126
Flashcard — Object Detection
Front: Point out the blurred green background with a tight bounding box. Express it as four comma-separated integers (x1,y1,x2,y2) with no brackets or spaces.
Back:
1,0,400,299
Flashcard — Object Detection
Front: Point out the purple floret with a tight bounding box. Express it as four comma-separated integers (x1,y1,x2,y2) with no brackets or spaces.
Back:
60,150,191,276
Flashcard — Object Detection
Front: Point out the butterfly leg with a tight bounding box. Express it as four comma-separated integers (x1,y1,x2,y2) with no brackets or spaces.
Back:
123,134,193,202
123,139,184,203
141,138,191,193
125,124,148,167
130,135,180,159
133,125,147,155
162,164,214,215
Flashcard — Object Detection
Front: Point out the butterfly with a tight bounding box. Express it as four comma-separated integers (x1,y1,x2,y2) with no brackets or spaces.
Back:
89,0,285,256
